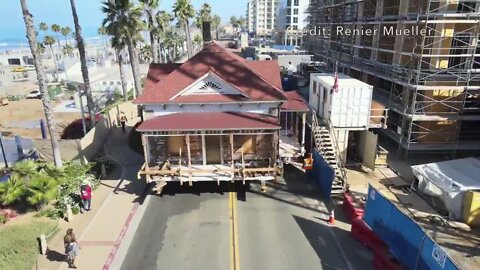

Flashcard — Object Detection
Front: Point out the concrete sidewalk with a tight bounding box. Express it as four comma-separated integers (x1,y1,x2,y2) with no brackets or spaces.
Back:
37,125,146,270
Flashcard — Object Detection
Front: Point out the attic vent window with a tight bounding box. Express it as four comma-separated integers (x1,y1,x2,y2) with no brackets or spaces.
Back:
199,81,221,90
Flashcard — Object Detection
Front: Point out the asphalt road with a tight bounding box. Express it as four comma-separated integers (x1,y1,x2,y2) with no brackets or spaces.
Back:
121,166,373,270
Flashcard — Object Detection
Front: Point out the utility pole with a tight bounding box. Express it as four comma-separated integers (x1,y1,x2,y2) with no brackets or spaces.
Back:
0,133,8,168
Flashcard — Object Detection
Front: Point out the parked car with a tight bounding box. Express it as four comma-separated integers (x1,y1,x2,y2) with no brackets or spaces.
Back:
11,67,26,72
0,96,8,106
26,89,41,99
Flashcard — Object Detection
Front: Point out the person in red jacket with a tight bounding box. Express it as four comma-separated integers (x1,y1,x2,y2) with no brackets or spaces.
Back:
80,181,92,213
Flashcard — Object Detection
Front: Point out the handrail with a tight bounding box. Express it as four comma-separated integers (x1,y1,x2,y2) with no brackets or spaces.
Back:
311,113,347,186
324,117,348,185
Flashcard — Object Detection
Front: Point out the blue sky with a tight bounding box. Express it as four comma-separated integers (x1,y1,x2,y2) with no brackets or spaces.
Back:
0,0,247,41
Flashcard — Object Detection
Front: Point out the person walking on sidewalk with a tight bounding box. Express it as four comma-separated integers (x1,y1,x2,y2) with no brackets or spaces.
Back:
64,229,75,254
80,181,92,213
119,111,127,133
66,235,81,269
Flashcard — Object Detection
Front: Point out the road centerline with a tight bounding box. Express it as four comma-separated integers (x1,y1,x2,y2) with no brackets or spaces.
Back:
229,185,240,270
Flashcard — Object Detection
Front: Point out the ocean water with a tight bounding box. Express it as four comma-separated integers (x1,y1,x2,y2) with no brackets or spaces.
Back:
0,36,105,52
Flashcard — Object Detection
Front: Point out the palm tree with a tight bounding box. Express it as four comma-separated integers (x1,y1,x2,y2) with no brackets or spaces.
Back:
193,34,202,50
63,44,74,57
20,0,63,168
230,16,238,29
37,42,46,54
69,0,96,127
111,35,129,101
39,22,49,32
173,0,195,59
102,0,144,97
0,174,25,206
212,15,221,39
140,0,160,63
237,16,246,32
195,3,211,29
61,26,71,45
43,35,58,79
155,11,172,63
140,45,153,63
98,25,109,49
51,24,62,50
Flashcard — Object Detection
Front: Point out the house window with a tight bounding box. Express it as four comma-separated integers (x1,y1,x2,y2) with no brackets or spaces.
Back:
117,81,121,86
313,81,318,95
294,0,299,6
293,17,298,23
294,8,298,15
110,81,115,86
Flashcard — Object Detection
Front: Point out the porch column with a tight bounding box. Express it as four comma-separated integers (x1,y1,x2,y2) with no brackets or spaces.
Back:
230,133,235,179
202,134,207,165
186,134,191,168
141,135,150,170
301,112,306,155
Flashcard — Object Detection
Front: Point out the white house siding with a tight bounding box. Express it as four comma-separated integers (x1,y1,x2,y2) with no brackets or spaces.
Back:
143,102,281,119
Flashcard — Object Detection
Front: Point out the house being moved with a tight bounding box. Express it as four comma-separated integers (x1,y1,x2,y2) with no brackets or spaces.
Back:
134,42,293,188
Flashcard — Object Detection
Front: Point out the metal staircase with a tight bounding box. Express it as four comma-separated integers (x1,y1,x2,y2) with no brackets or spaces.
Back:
312,114,347,194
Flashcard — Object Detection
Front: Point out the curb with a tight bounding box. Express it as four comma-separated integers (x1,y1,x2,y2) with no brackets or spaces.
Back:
106,193,152,270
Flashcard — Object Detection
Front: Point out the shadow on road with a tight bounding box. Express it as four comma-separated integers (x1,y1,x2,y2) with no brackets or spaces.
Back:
293,215,374,270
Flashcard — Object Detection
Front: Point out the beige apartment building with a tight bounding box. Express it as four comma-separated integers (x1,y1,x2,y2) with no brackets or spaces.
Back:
306,0,480,154
247,0,282,37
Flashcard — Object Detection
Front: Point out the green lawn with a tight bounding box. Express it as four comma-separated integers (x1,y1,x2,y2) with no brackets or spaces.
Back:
0,219,58,270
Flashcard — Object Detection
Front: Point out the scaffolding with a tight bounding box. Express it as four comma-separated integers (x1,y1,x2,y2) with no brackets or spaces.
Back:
306,0,480,153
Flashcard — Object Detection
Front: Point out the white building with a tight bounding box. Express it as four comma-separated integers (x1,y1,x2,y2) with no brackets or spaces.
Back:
277,0,310,46
246,0,281,37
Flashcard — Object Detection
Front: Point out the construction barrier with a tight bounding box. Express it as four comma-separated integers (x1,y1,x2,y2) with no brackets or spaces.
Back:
343,192,364,221
307,149,335,200
364,185,460,270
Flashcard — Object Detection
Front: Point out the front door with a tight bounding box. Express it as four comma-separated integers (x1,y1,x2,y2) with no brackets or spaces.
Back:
205,135,222,164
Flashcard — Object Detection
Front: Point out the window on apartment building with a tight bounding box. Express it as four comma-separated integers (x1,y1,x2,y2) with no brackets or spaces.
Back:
294,8,298,15
287,0,291,6
458,2,477,13
293,17,298,23
449,34,472,69
294,0,299,6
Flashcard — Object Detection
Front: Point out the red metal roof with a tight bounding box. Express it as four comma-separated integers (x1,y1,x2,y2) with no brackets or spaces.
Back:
281,91,310,112
137,112,280,131
134,42,287,104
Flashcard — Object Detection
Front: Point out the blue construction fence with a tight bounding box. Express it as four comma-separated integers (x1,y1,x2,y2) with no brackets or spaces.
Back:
364,185,459,270
307,149,335,200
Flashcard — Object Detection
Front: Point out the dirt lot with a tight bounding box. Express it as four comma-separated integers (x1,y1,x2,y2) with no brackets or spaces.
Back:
0,99,81,139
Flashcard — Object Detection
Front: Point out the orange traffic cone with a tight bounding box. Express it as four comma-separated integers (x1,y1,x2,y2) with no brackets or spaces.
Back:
328,210,335,224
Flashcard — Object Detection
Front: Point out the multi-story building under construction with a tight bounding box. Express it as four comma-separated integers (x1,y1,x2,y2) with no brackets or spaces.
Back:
306,0,480,154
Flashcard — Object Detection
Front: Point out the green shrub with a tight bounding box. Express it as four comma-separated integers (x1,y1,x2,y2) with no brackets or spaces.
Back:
34,207,61,219
11,160,38,178
25,175,58,208
0,175,26,206
0,215,6,224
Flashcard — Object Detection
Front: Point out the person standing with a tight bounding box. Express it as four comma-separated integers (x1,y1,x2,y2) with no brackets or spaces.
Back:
287,61,295,76
80,181,92,213
119,111,127,133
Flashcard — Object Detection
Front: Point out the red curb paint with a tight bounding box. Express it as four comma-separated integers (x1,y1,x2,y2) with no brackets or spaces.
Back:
103,203,139,270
